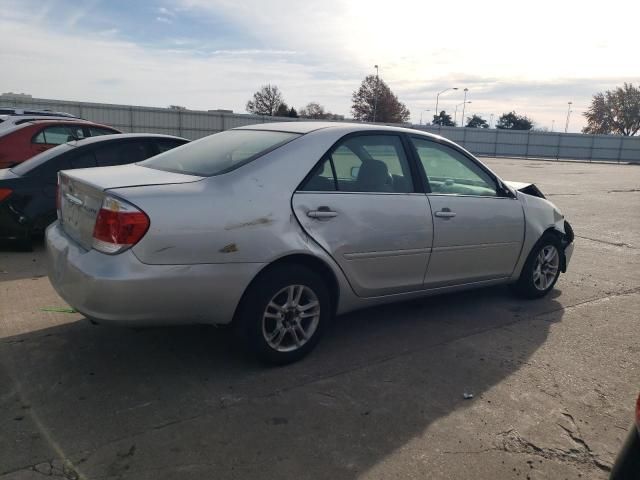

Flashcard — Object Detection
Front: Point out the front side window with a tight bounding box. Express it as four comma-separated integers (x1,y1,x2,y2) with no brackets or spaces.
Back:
411,137,497,196
140,129,300,176
88,127,117,137
301,135,414,193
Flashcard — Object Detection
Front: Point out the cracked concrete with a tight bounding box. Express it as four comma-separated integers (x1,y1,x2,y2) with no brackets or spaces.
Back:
1,158,639,479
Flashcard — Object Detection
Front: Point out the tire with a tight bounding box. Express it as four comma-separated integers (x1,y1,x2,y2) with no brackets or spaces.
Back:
235,264,332,365
513,233,563,299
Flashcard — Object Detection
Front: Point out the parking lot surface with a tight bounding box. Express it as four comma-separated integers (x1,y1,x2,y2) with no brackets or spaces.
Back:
1,158,639,479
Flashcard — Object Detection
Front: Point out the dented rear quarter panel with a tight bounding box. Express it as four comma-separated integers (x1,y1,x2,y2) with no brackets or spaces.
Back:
126,127,356,265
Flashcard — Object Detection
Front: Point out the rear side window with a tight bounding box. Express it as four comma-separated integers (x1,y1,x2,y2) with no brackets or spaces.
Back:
300,135,414,193
32,125,75,145
140,130,300,176
94,141,154,167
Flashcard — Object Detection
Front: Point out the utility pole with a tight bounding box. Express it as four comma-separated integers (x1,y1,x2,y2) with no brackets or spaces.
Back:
372,65,379,123
434,87,458,124
461,88,469,128
564,101,572,133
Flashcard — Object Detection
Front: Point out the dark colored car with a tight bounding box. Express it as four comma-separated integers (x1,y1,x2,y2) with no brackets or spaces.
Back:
0,119,121,168
610,393,640,479
0,133,188,244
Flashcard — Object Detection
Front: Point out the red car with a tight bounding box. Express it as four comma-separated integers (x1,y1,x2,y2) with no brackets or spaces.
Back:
0,119,120,168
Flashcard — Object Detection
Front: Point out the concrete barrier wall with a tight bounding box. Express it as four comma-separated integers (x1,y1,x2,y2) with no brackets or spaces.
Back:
2,95,639,163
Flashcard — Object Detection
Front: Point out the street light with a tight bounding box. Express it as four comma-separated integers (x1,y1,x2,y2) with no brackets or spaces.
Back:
461,88,469,129
372,65,380,123
454,101,472,126
420,109,431,125
564,101,572,133
434,87,458,119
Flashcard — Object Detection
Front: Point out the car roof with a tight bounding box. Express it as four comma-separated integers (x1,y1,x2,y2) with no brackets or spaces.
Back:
235,120,445,140
65,133,188,147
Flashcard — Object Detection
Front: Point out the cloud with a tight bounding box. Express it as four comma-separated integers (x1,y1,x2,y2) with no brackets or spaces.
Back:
1,0,639,131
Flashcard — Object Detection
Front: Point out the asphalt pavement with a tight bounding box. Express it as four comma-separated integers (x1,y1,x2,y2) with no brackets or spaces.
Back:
1,158,638,479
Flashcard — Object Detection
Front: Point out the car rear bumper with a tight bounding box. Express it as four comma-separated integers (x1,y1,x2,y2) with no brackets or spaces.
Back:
46,222,263,326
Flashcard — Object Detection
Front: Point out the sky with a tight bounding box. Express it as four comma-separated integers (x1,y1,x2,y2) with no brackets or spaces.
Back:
1,0,638,132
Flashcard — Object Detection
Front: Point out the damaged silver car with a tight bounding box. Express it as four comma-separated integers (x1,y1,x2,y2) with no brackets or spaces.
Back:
46,122,574,363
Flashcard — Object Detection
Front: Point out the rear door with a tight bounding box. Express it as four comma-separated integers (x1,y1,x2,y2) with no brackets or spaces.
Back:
292,133,433,297
409,137,524,287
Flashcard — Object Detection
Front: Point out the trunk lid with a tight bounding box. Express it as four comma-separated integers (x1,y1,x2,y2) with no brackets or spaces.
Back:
59,164,202,249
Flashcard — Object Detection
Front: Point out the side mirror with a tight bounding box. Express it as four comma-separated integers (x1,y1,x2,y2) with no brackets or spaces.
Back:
350,166,360,178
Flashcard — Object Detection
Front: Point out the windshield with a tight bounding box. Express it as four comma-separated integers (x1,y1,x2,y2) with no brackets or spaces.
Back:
139,129,300,176
10,143,73,176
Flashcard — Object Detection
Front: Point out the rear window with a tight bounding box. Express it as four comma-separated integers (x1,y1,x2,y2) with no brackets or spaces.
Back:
139,129,300,176
10,144,74,176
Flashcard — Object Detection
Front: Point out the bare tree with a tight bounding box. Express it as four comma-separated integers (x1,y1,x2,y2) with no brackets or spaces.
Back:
246,84,284,116
298,102,344,120
583,83,640,136
298,102,327,119
351,75,410,123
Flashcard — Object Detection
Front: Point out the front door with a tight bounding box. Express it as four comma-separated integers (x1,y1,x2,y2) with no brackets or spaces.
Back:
409,137,525,287
292,134,433,297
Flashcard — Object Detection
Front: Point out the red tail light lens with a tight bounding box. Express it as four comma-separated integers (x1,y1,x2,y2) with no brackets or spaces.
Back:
0,188,12,202
92,196,149,254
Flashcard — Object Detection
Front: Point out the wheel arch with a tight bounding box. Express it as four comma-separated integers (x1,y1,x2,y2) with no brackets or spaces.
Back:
232,253,340,325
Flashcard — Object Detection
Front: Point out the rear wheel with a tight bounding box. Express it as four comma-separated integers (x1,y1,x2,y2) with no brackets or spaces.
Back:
513,234,562,299
236,265,331,365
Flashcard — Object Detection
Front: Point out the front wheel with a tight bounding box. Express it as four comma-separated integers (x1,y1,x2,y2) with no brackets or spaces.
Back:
513,234,562,299
236,265,332,365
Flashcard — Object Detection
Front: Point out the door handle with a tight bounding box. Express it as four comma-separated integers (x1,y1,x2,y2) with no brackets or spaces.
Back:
435,210,456,218
307,207,337,219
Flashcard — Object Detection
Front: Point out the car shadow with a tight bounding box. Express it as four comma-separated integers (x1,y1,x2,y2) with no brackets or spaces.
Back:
0,285,564,479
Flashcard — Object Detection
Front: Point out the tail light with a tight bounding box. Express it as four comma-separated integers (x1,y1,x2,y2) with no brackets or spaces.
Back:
92,196,149,254
0,188,12,202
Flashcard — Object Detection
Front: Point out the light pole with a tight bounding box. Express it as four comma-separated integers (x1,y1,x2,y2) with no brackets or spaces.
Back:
489,113,495,128
461,88,469,128
454,101,471,126
434,87,458,122
551,120,555,132
564,101,572,133
372,64,379,123
420,109,431,125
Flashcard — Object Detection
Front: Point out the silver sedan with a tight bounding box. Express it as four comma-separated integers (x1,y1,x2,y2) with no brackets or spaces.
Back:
46,122,574,363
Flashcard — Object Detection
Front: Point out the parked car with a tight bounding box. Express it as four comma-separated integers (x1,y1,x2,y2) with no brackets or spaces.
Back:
610,393,640,479
46,122,574,364
1,133,188,244
0,119,121,168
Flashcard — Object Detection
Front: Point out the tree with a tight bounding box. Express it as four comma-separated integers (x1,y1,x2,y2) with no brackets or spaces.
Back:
465,114,488,128
275,102,290,117
351,75,410,123
298,102,327,119
288,107,298,118
496,111,534,130
246,84,284,116
583,83,640,136
299,102,344,120
432,110,455,126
